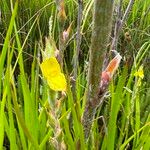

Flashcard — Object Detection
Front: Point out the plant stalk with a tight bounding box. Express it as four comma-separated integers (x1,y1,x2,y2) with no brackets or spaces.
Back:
82,0,114,139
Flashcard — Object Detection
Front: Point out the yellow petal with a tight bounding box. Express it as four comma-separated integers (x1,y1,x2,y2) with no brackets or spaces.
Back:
40,57,67,91
47,73,67,91
40,57,61,78
134,65,144,79
138,68,144,79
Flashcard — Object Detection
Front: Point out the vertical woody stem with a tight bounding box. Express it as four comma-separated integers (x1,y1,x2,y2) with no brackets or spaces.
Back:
82,0,114,139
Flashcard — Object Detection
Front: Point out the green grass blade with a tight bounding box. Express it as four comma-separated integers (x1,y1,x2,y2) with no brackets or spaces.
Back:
10,78,39,149
120,121,150,150
0,87,7,149
106,66,128,150
0,1,18,96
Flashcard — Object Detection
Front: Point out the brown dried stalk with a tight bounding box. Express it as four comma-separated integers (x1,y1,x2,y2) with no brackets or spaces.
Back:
72,0,83,103
74,0,83,80
111,0,135,50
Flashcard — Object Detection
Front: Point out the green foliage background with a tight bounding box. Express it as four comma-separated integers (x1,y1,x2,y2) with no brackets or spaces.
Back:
0,0,150,149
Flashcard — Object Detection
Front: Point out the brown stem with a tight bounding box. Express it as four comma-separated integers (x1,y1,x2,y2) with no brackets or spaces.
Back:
74,0,83,80
122,0,134,25
72,0,83,103
111,0,135,51
70,0,83,140
82,0,114,139
55,0,67,68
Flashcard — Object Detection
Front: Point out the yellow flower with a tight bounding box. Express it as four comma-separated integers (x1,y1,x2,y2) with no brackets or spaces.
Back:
47,73,66,91
40,57,67,91
134,65,144,87
134,65,144,79
40,57,61,77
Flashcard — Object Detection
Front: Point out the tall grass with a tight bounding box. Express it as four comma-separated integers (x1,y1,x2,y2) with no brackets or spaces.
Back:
0,0,150,149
